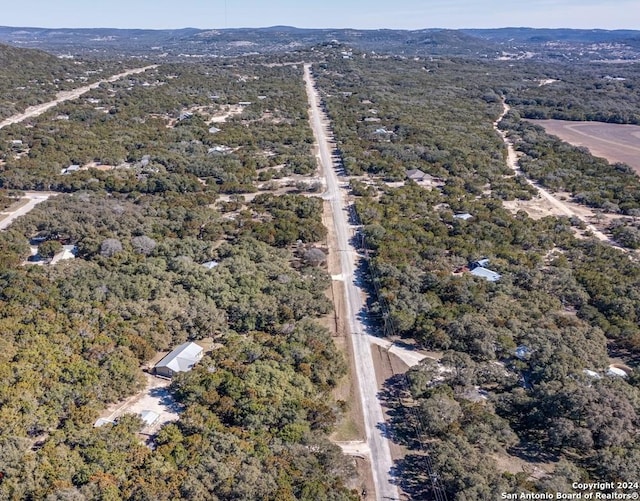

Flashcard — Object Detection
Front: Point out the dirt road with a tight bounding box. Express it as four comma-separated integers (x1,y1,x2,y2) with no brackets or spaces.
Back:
367,335,428,368
0,65,158,130
495,102,611,243
0,66,157,229
0,192,56,230
304,64,400,501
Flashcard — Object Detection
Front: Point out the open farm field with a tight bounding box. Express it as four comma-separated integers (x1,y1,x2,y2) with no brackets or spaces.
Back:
530,119,640,173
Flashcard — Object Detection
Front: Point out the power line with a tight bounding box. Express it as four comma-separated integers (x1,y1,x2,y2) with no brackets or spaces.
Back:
350,194,449,501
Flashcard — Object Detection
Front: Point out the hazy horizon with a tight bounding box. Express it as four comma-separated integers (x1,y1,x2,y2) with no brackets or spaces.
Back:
3,0,639,31
2,24,640,32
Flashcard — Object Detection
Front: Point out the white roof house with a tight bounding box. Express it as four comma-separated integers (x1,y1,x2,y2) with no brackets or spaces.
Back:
583,369,602,379
155,341,203,378
61,164,81,175
470,266,501,282
607,366,628,378
94,418,116,428
469,258,501,282
472,258,491,268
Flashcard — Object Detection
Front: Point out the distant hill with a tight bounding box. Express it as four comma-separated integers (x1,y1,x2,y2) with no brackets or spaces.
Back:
462,27,640,44
0,41,59,68
0,26,639,61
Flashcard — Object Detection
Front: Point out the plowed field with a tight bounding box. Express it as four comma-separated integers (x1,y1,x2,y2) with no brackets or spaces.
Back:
530,119,640,173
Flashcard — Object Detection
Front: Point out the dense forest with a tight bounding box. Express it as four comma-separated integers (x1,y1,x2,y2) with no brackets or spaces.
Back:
314,51,640,499
504,61,640,124
2,39,640,500
0,61,316,194
0,53,357,500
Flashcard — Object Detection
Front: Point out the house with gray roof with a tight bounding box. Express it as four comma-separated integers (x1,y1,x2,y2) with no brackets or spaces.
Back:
140,410,159,426
406,168,427,181
94,418,116,428
155,341,203,378
61,164,81,175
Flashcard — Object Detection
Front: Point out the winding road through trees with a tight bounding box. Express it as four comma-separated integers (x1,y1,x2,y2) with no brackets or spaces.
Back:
304,64,400,501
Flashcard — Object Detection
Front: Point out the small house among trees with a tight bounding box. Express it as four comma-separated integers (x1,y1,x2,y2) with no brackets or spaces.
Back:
406,168,427,181
154,342,204,378
469,258,501,282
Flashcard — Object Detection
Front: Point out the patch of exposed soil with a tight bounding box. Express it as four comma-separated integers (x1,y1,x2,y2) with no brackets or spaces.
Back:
491,451,555,481
530,119,640,173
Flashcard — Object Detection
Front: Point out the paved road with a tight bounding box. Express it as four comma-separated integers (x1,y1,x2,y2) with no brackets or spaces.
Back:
0,192,55,230
304,64,400,501
0,65,158,130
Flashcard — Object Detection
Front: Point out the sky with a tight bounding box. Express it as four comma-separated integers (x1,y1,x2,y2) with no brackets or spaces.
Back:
3,0,639,31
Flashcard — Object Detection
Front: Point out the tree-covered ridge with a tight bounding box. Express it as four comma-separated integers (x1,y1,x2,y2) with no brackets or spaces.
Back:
314,53,640,499
0,43,134,120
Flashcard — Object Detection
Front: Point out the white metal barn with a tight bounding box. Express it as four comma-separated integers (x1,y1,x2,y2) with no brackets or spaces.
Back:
154,342,203,378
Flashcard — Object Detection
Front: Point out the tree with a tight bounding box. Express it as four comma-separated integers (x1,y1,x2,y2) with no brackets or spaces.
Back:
302,248,327,267
37,240,62,259
131,235,157,255
100,238,123,257
420,394,462,435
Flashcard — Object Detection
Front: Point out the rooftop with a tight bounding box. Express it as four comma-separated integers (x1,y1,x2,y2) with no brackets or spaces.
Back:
155,341,203,374
470,266,501,282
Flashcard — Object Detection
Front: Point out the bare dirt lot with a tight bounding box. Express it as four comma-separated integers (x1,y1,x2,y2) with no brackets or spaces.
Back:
97,373,181,438
503,191,595,221
530,119,640,173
